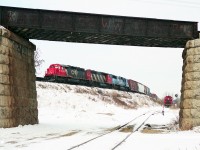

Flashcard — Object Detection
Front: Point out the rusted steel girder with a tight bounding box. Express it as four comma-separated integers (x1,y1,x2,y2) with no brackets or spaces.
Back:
0,6,198,47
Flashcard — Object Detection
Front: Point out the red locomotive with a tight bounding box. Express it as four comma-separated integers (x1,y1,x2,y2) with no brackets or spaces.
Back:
44,63,154,96
163,96,173,107
45,64,112,85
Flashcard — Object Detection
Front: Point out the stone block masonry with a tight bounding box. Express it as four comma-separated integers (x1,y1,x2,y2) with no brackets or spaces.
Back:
0,28,38,128
180,39,200,130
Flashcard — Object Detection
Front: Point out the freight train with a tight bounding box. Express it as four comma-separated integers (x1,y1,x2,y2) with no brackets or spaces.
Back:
43,64,153,96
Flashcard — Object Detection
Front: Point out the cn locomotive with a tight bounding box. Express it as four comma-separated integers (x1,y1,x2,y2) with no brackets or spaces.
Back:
163,96,173,107
44,64,152,96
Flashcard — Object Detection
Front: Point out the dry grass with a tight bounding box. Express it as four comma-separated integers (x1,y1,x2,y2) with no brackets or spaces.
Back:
74,87,89,94
150,97,162,105
111,92,120,99
127,101,137,108
141,128,164,134
74,87,99,96
111,92,131,108
119,125,134,133
46,131,80,140
58,131,79,137
168,116,179,131
74,87,137,109
74,86,157,109
6,141,18,144
120,93,132,99
97,113,114,116
105,126,121,132
114,98,130,108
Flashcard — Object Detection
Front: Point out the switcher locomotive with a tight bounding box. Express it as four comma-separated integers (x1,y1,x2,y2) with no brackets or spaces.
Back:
163,96,173,107
44,64,152,96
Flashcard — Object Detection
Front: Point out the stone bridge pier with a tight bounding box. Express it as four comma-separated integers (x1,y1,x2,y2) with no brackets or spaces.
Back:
180,39,200,130
0,28,38,128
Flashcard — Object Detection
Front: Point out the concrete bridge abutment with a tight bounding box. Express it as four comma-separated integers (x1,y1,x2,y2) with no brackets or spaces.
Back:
180,39,200,130
0,28,38,128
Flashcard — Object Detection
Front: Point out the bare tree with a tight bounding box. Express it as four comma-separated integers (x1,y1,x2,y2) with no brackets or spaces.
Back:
34,48,44,73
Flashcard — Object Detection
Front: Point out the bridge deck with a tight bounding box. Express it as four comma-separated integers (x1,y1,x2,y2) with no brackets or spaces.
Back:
0,6,198,48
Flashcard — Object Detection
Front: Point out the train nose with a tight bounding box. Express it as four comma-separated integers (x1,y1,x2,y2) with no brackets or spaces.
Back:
48,69,54,75
45,68,54,76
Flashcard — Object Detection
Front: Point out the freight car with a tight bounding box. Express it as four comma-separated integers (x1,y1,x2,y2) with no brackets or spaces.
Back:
44,64,152,96
150,93,158,100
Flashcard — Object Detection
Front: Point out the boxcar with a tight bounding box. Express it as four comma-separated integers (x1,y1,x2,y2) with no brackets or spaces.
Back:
144,86,151,95
128,79,138,92
138,82,145,94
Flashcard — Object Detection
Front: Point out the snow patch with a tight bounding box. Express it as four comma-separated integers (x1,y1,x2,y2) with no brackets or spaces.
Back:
0,81,199,150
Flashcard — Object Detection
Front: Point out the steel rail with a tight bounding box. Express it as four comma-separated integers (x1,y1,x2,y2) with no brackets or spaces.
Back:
66,111,153,150
111,111,160,150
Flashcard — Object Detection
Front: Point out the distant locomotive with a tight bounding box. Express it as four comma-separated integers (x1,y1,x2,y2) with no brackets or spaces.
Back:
163,96,173,107
44,64,152,96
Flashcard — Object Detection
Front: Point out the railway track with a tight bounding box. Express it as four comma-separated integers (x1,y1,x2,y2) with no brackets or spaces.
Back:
36,77,56,82
37,76,160,149
111,111,159,150
36,77,103,86
66,110,160,150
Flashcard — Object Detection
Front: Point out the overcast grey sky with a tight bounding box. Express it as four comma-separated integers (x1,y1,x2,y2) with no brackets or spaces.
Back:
0,0,199,98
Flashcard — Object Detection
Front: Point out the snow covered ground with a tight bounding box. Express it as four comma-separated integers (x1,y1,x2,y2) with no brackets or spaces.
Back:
1,82,200,150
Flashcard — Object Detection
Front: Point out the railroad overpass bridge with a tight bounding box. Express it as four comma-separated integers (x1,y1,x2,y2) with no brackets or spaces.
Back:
0,6,198,47
0,6,199,130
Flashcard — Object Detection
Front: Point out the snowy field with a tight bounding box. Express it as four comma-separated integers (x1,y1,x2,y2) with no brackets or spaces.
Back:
0,82,200,150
